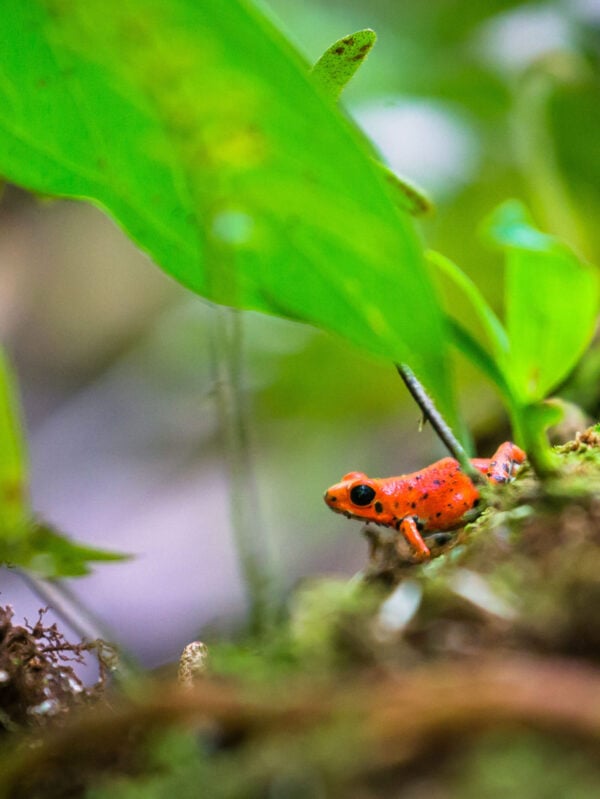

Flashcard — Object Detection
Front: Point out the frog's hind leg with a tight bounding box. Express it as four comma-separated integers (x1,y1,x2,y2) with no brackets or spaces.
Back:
485,441,526,483
396,516,431,561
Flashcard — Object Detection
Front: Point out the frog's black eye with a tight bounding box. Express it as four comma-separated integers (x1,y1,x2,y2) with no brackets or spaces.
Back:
350,484,376,506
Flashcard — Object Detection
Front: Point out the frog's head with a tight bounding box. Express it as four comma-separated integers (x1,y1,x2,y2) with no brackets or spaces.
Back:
324,471,387,524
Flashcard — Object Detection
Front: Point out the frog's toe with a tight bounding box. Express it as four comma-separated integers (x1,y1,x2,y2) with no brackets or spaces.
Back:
428,532,453,547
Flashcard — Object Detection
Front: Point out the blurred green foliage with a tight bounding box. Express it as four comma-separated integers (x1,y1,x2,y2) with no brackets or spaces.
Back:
0,349,28,537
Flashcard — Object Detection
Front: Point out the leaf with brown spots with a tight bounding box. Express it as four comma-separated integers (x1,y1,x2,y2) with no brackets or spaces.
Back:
311,32,432,217
311,29,376,100
377,161,432,216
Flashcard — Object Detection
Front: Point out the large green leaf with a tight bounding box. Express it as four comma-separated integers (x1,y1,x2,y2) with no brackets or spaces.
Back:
0,0,456,424
485,201,599,403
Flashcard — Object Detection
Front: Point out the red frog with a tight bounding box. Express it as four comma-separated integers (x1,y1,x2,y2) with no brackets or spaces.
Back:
324,441,526,561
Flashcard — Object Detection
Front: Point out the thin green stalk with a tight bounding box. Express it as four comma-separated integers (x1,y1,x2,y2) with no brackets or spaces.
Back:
396,364,484,484
209,306,276,637
509,402,559,479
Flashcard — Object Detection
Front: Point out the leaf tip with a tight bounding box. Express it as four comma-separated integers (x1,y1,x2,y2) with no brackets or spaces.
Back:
311,29,378,99
482,199,552,252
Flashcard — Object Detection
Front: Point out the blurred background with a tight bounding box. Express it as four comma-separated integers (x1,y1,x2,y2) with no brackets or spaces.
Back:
1,0,599,667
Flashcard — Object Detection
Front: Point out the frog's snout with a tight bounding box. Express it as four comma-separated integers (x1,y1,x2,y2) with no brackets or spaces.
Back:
323,490,338,507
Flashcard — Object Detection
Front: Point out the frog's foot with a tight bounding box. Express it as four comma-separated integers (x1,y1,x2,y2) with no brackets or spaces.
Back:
397,516,431,561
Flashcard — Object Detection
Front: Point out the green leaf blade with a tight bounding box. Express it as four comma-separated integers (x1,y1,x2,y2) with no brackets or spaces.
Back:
486,201,600,403
427,250,509,357
0,522,130,578
27,524,130,578
446,319,513,399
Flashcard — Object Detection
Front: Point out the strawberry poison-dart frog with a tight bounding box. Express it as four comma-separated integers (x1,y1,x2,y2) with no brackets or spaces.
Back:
324,441,526,562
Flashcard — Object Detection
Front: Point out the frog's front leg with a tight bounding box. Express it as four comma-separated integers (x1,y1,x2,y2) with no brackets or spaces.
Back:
396,516,431,561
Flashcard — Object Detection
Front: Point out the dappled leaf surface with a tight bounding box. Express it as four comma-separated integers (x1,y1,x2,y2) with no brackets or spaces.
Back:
0,0,457,421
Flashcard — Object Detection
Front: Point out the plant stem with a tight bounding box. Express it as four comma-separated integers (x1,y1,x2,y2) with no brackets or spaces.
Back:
209,306,276,637
511,66,591,260
396,364,483,484
509,403,559,479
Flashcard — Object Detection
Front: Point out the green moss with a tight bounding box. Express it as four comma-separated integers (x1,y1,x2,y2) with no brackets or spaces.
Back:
453,732,600,799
